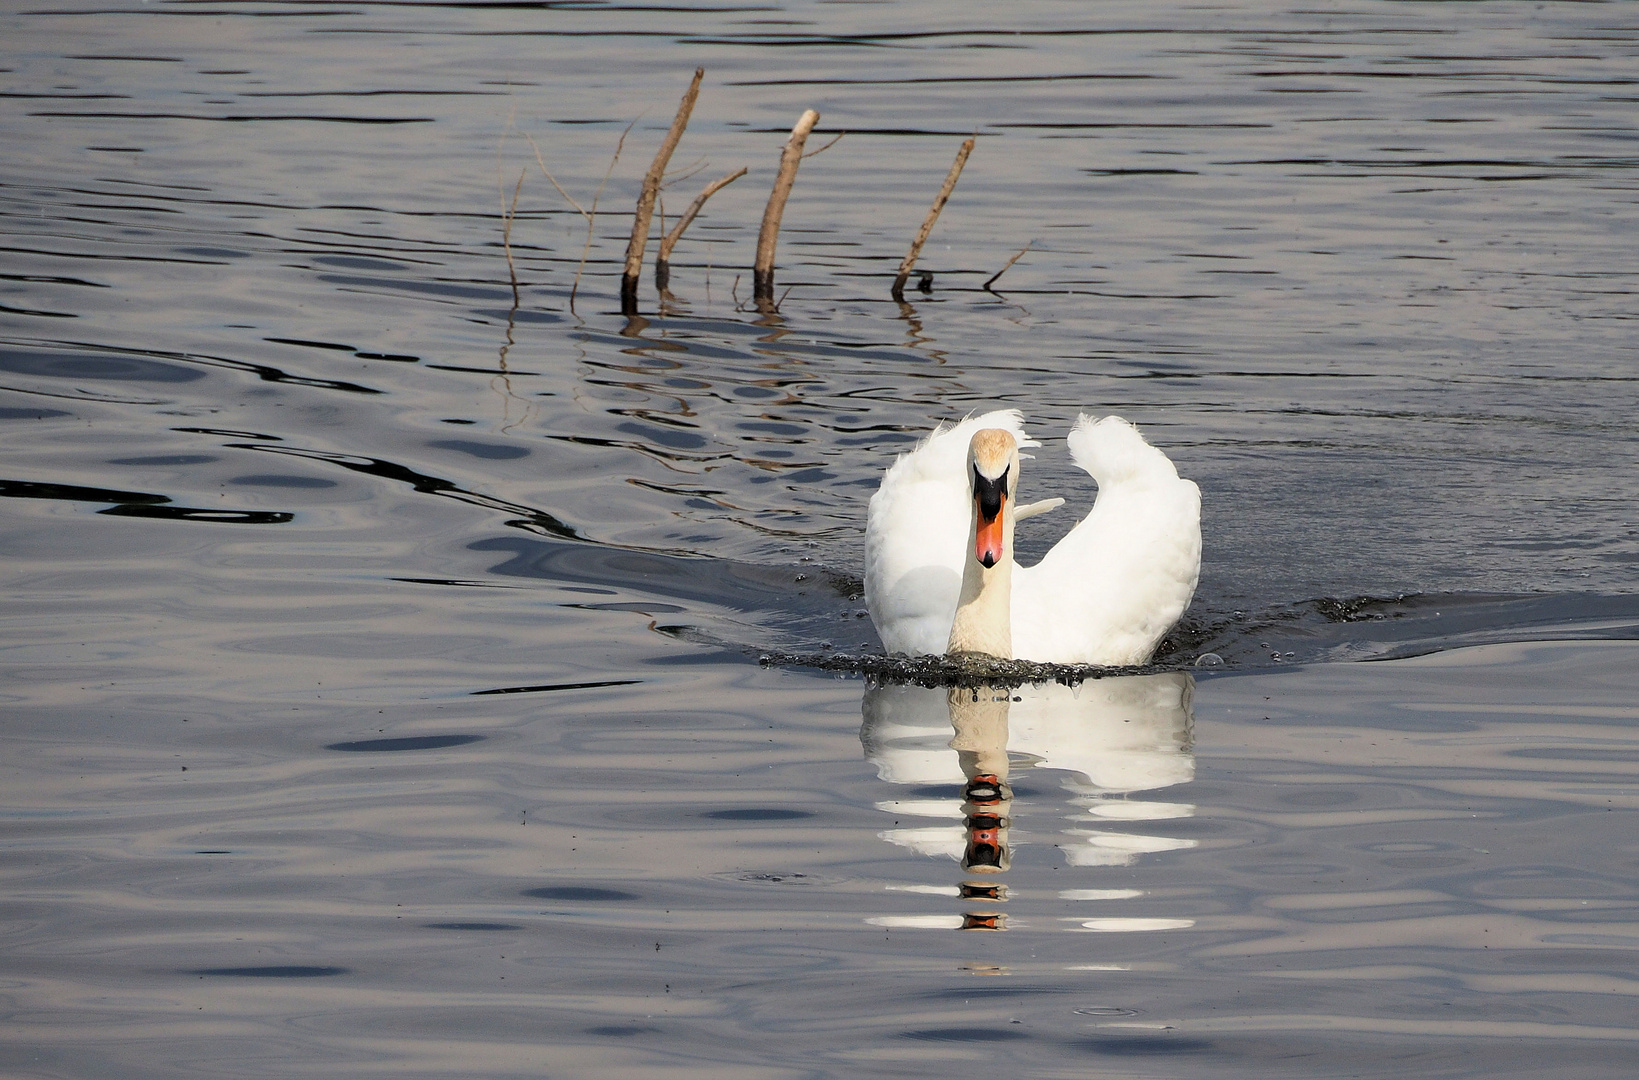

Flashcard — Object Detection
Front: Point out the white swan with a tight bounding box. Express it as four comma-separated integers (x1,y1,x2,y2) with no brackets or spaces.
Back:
864,409,1201,665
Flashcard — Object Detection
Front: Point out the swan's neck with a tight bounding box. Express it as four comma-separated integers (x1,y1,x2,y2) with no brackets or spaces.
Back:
947,513,1013,659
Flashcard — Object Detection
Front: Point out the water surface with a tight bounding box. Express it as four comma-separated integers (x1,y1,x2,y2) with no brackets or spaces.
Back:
3,1,1638,1076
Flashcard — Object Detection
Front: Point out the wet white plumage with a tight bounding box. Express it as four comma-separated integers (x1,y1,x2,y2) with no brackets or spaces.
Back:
863,409,1201,665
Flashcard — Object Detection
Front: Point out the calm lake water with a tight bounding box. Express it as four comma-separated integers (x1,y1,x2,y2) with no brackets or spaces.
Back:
4,1,1638,1076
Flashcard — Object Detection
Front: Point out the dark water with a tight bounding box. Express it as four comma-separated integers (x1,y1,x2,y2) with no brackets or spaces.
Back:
4,2,1639,1076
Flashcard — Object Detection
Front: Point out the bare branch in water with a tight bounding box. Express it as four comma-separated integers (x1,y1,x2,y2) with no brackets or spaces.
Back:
656,166,747,293
754,108,821,304
892,137,975,301
622,68,704,314
500,168,525,308
570,118,635,315
984,241,1033,293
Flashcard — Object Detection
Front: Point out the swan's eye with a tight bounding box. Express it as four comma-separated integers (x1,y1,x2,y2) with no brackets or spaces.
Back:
973,464,1007,521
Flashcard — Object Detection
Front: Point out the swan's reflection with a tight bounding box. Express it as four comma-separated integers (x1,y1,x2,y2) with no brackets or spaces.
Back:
862,673,1195,930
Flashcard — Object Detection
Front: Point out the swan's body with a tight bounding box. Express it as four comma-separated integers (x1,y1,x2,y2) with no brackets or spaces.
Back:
864,410,1201,665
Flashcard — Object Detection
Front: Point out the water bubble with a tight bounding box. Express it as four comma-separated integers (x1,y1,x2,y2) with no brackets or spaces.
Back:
1193,652,1224,668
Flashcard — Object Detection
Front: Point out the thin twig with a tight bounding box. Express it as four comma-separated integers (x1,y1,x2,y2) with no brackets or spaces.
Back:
522,130,588,219
570,118,635,315
500,168,525,308
622,68,704,313
754,108,821,303
892,137,975,301
494,309,538,436
663,157,710,187
801,131,845,159
656,166,747,292
983,241,1033,293
494,108,536,430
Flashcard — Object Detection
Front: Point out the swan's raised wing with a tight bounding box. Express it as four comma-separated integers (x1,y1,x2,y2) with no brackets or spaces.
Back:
1011,415,1201,665
864,409,1036,655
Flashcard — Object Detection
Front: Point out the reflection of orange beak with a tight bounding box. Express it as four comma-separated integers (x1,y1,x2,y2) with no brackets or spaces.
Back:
975,495,1006,568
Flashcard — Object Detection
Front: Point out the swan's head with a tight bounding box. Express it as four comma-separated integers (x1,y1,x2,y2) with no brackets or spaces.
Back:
966,428,1018,570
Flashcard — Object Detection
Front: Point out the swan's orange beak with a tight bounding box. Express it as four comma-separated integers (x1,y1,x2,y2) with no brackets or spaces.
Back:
970,450,1011,569
974,489,1007,568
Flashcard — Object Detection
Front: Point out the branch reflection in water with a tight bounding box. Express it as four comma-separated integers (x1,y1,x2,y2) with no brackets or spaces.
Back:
862,673,1196,932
